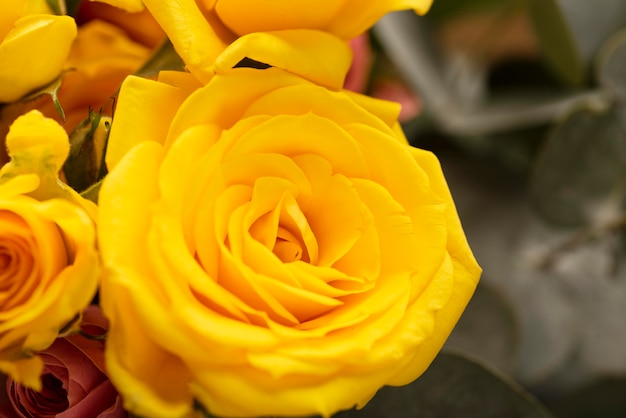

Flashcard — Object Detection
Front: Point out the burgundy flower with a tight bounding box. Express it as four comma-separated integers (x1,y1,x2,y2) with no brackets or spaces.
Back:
344,33,373,93
0,306,127,418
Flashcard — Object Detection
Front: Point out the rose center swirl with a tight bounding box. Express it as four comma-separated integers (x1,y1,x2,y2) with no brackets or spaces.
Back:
186,151,382,327
272,227,304,263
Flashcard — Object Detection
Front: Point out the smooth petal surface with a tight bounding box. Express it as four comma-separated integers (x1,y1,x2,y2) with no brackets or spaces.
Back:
105,75,191,170
142,0,233,83
214,30,352,90
99,68,480,418
0,15,76,103
215,0,434,38
99,141,196,417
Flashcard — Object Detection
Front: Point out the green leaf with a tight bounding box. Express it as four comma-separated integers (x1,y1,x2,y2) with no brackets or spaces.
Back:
333,352,554,418
528,0,585,85
134,38,185,79
530,102,626,226
596,28,626,99
550,378,626,418
445,282,520,375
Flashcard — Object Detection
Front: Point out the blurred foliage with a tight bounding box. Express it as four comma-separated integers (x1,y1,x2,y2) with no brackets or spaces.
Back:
369,0,626,416
334,352,553,418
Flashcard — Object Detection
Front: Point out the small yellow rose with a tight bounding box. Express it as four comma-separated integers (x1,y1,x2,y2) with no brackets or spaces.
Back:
0,110,99,390
0,1,77,103
92,0,432,86
0,17,154,168
99,68,480,418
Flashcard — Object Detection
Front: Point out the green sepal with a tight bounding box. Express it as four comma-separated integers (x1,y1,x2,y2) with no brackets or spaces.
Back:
80,179,103,204
63,110,111,193
134,38,185,79
20,73,67,122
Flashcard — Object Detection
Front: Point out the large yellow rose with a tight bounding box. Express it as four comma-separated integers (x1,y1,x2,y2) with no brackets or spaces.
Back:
0,110,99,390
98,67,480,418
92,0,432,86
0,0,77,103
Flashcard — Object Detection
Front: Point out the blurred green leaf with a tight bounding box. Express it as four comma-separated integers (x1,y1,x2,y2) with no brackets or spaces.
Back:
333,352,554,418
45,0,66,15
553,0,626,64
550,378,626,418
530,103,626,226
445,282,519,375
528,0,585,85
134,38,185,79
596,28,626,99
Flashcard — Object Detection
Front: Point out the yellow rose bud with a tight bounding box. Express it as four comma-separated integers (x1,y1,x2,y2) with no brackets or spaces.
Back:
0,4,77,103
0,111,99,390
91,0,432,86
99,68,480,418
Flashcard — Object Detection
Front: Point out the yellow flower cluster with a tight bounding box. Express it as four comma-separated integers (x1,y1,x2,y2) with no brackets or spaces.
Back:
0,1,480,417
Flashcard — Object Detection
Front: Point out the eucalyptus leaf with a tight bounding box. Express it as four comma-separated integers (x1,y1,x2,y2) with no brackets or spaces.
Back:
374,12,605,136
550,378,626,418
333,352,554,418
439,153,581,387
444,282,519,375
527,0,585,85
596,28,626,100
553,0,626,66
530,103,626,227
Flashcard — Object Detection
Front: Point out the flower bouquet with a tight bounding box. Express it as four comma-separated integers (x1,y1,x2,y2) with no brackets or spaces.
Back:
0,1,481,417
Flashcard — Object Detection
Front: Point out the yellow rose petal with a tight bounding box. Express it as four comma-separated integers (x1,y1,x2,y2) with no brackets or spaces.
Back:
214,30,352,90
0,15,76,103
143,0,233,83
330,0,435,38
106,76,189,170
215,0,347,35
0,0,24,40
